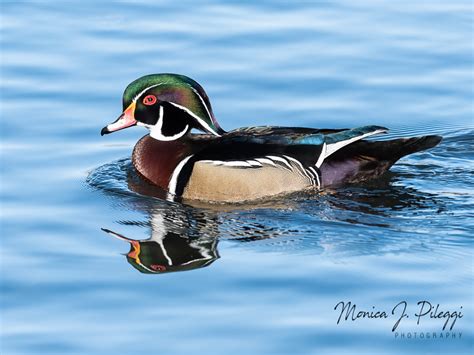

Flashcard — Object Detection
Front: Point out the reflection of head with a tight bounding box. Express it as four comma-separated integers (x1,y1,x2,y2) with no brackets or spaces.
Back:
102,208,219,274
102,228,219,274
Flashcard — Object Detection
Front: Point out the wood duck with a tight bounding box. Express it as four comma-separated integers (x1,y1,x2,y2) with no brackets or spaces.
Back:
102,207,219,274
101,73,442,203
102,227,218,274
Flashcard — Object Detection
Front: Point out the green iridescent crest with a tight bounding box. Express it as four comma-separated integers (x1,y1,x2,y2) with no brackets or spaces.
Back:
122,73,224,135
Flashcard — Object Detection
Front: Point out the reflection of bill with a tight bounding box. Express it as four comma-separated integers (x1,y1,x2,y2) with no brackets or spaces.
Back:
102,213,219,274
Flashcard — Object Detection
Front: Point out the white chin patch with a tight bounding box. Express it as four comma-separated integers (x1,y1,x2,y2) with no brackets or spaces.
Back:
150,125,189,141
148,106,189,141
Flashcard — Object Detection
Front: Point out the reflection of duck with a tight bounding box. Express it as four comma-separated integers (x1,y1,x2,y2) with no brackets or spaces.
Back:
101,73,442,203
102,213,219,274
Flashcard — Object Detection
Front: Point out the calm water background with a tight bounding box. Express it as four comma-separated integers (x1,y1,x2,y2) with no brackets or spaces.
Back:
1,1,473,354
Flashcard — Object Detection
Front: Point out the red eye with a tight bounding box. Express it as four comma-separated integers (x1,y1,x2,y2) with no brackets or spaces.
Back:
150,264,166,271
143,95,157,106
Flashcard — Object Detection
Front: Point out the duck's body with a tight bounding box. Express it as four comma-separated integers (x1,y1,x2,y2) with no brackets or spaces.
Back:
132,126,441,202
102,73,442,203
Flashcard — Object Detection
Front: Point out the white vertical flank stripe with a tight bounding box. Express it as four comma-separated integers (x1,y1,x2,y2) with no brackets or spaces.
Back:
308,167,321,189
315,143,327,168
168,155,194,195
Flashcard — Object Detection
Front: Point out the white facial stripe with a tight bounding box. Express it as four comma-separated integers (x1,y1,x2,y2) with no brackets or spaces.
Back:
169,102,220,136
133,83,163,103
168,155,194,196
132,83,221,137
149,105,189,141
188,84,215,129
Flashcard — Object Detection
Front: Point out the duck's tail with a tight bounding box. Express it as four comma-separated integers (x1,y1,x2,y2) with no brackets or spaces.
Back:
364,135,442,162
319,135,442,187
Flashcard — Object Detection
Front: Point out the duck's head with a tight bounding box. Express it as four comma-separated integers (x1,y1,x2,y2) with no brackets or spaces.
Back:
101,73,225,140
101,227,219,274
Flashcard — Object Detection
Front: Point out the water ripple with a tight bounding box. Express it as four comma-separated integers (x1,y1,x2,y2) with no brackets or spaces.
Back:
86,127,472,263
2,1,473,353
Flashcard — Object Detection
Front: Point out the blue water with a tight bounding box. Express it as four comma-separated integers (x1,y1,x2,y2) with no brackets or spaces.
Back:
1,1,473,354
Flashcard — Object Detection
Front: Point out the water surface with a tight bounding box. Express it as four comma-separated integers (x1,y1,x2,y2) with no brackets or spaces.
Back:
1,1,473,354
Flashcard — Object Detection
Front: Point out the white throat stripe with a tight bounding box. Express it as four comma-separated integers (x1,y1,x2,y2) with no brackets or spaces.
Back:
150,105,189,141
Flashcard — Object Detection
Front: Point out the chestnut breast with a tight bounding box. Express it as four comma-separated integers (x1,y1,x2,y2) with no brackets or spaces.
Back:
132,135,192,190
